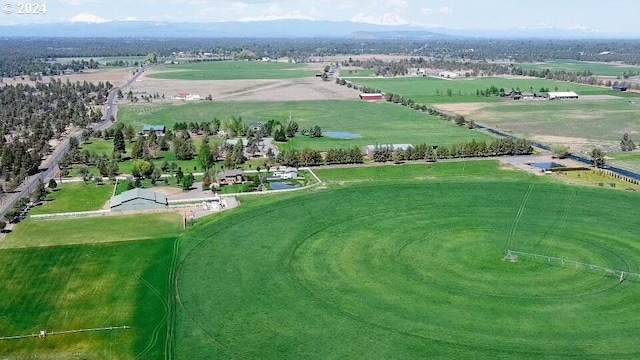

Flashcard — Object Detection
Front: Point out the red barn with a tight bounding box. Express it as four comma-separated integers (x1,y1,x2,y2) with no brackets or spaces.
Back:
359,93,384,101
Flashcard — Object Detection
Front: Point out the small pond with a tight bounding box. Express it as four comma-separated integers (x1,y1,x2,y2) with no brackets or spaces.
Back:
530,162,564,170
324,131,362,140
269,182,301,190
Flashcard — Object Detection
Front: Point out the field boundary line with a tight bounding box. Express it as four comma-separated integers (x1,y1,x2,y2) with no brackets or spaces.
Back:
0,326,130,341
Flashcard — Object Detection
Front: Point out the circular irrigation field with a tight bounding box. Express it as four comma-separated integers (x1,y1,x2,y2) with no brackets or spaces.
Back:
176,180,640,359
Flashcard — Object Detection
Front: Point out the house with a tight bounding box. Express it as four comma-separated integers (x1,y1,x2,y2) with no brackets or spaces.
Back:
613,86,628,92
359,93,384,101
216,169,245,185
141,125,166,136
110,188,168,212
546,91,579,100
273,167,298,180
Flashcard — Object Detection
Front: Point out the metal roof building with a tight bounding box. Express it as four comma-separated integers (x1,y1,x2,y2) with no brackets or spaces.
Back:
110,188,168,212
546,91,579,100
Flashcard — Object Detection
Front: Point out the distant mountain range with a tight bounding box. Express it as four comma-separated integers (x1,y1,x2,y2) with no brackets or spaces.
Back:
0,19,637,39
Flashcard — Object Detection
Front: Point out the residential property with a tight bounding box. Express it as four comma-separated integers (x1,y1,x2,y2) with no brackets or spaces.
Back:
141,125,166,136
362,144,413,157
216,169,245,185
110,188,168,212
173,92,201,101
438,71,460,78
546,91,579,100
359,93,384,101
613,86,628,92
272,167,298,180
503,90,543,100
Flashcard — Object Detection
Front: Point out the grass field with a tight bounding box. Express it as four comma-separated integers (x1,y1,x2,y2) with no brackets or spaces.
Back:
461,98,640,143
30,182,113,215
0,238,175,359
514,60,640,77
352,76,615,104
146,61,315,80
119,101,492,151
2,212,183,249
609,151,640,173
175,160,640,359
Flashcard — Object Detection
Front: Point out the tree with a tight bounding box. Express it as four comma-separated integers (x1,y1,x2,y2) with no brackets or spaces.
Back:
311,125,322,138
69,136,80,151
198,137,214,170
0,220,6,232
552,145,570,159
590,148,606,168
131,136,146,159
286,121,299,138
32,179,48,202
273,126,287,142
124,125,136,143
454,115,466,126
48,178,58,190
182,173,195,190
132,159,153,179
175,168,184,183
620,133,637,152
113,129,126,154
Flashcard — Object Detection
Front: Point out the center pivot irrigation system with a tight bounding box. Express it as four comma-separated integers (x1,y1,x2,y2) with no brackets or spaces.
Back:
505,250,639,283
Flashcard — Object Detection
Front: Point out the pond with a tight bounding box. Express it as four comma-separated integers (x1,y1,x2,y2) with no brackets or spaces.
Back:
324,131,363,140
530,162,564,170
269,182,301,190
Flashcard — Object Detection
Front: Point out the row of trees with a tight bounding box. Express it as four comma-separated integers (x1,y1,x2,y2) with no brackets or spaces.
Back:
371,139,534,163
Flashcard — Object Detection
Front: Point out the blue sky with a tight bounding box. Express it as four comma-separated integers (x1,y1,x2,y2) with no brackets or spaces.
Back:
4,0,640,33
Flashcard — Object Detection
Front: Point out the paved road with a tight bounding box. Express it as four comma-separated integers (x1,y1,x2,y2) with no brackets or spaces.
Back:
0,66,147,218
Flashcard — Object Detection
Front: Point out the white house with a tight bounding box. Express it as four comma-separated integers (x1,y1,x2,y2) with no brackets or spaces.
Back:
272,167,298,179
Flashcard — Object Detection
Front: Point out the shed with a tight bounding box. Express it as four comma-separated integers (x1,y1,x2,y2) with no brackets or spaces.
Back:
110,188,168,212
359,93,384,101
613,86,628,92
546,91,579,100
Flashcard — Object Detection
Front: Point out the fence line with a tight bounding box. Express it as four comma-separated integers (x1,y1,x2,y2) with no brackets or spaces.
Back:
0,325,130,341
509,250,640,282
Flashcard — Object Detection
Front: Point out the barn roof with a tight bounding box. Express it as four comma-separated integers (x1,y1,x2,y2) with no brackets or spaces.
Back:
142,125,166,132
110,188,168,208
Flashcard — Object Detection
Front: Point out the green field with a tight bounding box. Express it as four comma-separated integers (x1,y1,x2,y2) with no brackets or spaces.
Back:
514,60,640,77
352,76,614,104
147,61,314,80
460,98,640,143
609,151,640,173
30,182,113,215
0,238,175,359
340,68,377,77
119,101,492,151
175,160,640,358
2,212,183,249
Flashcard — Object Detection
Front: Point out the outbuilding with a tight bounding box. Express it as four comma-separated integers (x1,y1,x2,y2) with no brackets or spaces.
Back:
546,91,579,100
613,86,628,92
141,125,166,136
359,93,384,101
110,188,168,212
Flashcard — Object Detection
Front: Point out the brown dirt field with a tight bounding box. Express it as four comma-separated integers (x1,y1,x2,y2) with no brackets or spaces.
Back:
129,75,359,102
531,135,592,147
152,187,184,197
0,68,132,88
433,103,490,116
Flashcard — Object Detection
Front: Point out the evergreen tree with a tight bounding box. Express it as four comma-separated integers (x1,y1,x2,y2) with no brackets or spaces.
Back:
198,137,214,170
113,129,126,154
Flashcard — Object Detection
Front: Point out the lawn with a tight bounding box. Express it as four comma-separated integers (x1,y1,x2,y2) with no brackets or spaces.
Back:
0,238,175,359
608,151,640,173
119,101,492,151
514,60,640,77
461,98,640,143
175,160,640,359
30,182,113,215
146,61,315,80
351,76,615,104
2,212,183,248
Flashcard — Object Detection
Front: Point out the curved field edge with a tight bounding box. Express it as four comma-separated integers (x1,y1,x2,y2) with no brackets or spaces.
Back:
174,165,640,359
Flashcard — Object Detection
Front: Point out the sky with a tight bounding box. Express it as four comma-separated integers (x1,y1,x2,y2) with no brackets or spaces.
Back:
3,0,640,33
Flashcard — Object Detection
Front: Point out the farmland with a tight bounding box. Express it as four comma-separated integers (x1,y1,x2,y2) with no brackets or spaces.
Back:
146,61,315,80
119,101,492,151
29,182,113,215
513,60,640,77
175,160,640,359
350,76,614,104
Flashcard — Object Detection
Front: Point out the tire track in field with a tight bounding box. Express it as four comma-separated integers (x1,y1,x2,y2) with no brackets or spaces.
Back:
135,270,169,360
165,239,180,360
505,183,534,252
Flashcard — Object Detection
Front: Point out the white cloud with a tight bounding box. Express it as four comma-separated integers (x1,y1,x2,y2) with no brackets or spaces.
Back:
67,13,108,23
420,6,453,15
239,10,315,22
350,12,409,26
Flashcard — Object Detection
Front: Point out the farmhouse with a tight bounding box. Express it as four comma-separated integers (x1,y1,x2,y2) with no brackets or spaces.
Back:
110,188,168,212
272,167,298,180
546,91,579,100
359,93,384,101
216,169,245,185
363,144,413,157
141,125,166,136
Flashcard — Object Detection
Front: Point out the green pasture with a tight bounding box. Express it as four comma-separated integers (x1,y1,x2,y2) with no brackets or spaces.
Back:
2,212,183,249
465,98,640,143
30,182,113,215
0,238,175,359
514,60,640,77
146,61,314,80
352,76,613,104
119,101,492,151
340,68,377,77
175,160,640,359
608,151,640,173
